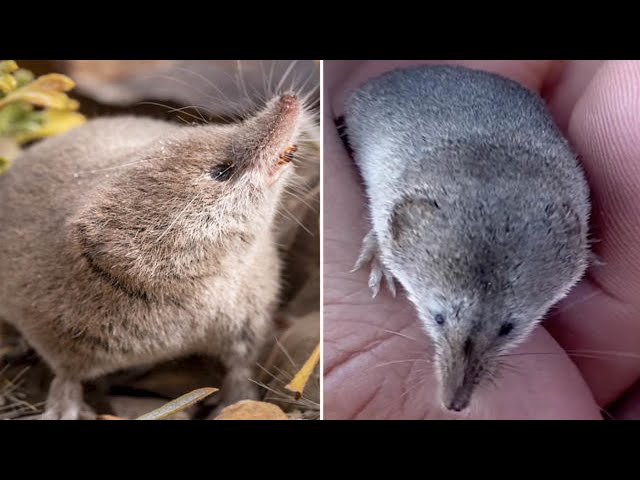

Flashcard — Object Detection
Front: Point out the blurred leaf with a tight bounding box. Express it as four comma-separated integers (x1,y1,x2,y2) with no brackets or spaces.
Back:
13,69,34,88
13,109,86,144
97,414,125,420
0,61,18,74
0,62,86,175
214,400,288,420
0,74,17,95
285,342,320,399
0,137,20,171
0,74,79,110
136,387,217,420
0,102,39,136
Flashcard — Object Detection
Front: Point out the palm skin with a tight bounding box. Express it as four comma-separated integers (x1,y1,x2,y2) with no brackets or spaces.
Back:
323,60,640,420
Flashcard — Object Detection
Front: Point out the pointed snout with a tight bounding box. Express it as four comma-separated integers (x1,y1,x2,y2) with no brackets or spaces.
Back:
439,358,478,413
443,384,473,412
278,93,300,114
239,93,302,170
251,93,301,141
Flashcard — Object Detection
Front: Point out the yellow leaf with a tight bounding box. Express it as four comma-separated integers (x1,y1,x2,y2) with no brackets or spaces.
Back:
0,61,18,74
13,109,86,144
136,387,217,420
0,74,17,94
0,74,79,110
285,342,320,400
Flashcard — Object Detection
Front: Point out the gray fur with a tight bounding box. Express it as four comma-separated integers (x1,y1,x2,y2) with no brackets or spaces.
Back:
344,65,591,412
0,94,310,419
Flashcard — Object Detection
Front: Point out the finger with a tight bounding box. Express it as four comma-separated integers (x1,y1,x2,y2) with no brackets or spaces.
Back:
322,82,371,306
323,60,363,93
547,60,640,405
543,60,605,134
608,380,640,419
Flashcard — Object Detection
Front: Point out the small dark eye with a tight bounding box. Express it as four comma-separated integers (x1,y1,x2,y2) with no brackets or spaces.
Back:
210,163,235,181
499,322,514,336
434,313,445,325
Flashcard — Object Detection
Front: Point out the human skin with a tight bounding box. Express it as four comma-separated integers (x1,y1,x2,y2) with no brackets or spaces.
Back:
323,60,640,420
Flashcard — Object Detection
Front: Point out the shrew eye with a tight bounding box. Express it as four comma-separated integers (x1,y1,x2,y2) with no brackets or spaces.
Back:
210,163,235,181
434,313,445,325
498,322,514,336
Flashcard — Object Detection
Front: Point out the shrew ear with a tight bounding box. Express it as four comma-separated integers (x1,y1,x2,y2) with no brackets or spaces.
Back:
389,190,442,245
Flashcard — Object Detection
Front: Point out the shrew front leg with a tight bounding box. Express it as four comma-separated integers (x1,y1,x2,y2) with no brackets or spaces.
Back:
41,376,95,420
207,328,262,418
352,229,396,298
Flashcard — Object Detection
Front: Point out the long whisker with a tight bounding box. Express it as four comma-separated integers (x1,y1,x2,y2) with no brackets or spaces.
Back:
498,349,640,360
551,289,602,315
279,205,313,236
136,101,207,124
276,60,299,93
171,66,246,115
381,329,420,343
400,376,431,399
369,358,432,370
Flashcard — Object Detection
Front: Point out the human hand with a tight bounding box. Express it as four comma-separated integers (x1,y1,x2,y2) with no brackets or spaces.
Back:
323,60,640,420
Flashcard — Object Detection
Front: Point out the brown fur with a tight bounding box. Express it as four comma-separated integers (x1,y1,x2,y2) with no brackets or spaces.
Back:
0,94,310,419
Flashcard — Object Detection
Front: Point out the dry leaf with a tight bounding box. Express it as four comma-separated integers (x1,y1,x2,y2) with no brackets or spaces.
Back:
97,414,125,420
214,400,288,420
285,342,320,399
108,395,191,420
136,387,217,420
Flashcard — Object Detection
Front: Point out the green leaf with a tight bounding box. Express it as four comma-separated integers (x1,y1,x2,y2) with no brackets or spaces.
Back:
13,69,35,88
13,109,86,144
0,102,41,137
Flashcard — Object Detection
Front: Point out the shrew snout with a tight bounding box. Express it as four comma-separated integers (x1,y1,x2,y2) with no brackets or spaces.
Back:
267,93,301,137
241,93,302,175
443,380,474,412
437,336,488,413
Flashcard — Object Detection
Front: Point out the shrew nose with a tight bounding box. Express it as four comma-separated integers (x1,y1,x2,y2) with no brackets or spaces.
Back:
278,93,299,112
446,387,471,412
447,397,469,412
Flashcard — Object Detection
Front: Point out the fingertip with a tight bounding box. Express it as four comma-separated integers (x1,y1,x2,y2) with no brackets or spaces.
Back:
568,60,640,301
